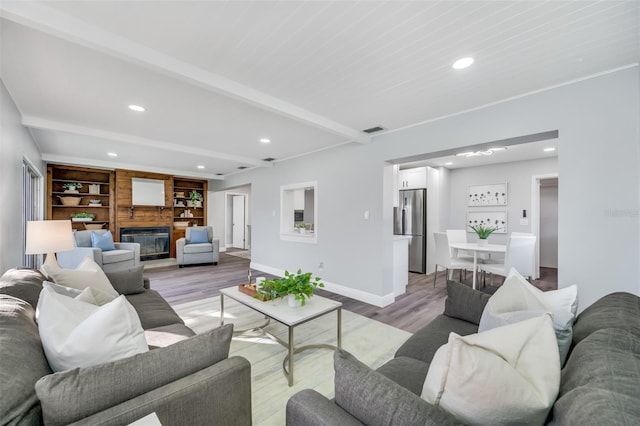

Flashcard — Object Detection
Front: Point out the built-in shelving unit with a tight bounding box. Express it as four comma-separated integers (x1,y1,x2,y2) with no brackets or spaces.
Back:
172,177,208,257
47,164,115,232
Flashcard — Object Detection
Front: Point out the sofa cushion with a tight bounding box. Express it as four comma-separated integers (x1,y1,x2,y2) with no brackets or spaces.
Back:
91,229,116,251
105,265,146,295
101,249,135,264
145,323,196,349
188,228,209,244
37,282,148,372
0,268,45,309
333,349,461,426
44,257,118,297
572,292,640,345
35,324,233,425
125,289,185,329
395,315,478,363
422,314,560,426
0,295,52,425
444,280,491,325
376,356,430,395
184,243,213,254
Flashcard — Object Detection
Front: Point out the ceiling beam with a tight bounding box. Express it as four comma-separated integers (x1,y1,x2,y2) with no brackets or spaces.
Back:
22,116,268,167
1,1,371,145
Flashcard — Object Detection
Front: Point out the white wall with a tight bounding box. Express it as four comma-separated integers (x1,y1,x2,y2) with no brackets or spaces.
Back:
540,181,559,268
212,67,640,310
447,157,559,245
0,80,43,273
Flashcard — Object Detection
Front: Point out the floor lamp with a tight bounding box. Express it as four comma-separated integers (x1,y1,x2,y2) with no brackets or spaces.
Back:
25,220,75,270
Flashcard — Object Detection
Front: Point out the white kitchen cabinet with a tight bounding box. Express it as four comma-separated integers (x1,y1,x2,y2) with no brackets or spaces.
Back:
293,189,305,210
398,167,427,189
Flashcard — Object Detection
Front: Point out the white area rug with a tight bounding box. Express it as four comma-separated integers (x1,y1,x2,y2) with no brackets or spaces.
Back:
172,296,411,426
224,250,251,259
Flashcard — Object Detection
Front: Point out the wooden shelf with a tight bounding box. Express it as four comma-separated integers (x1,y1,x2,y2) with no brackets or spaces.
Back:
53,205,110,208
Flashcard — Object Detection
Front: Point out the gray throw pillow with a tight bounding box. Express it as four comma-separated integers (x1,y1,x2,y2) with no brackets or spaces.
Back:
333,349,461,426
35,324,233,425
444,280,491,325
105,265,146,295
0,268,46,309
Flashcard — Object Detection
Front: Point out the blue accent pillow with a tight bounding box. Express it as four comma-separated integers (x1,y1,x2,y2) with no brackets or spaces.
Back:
91,230,116,251
189,229,209,244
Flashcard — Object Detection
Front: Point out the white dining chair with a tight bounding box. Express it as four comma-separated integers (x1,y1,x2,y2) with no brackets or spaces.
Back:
445,229,474,261
479,235,536,285
433,232,476,287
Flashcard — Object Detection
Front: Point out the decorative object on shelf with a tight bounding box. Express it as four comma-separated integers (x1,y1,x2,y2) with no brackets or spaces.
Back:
70,212,95,222
83,223,105,230
174,200,185,207
187,190,203,208
88,184,101,195
174,192,185,198
468,183,508,206
58,196,82,206
294,223,307,234
62,182,83,193
174,221,189,229
88,199,102,206
256,269,324,307
467,211,507,235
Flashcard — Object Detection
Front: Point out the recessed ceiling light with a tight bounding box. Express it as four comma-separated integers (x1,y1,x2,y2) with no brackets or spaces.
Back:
128,104,145,112
544,147,556,152
260,138,271,143
456,147,507,157
445,162,453,166
452,57,474,70
107,152,118,157
197,165,205,169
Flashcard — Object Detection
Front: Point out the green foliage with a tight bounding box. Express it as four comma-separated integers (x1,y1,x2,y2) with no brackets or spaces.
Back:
256,269,324,306
468,223,499,239
62,182,82,190
294,223,306,229
70,212,95,219
189,190,203,202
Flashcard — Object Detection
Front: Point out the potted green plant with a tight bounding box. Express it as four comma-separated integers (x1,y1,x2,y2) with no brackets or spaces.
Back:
62,182,83,193
257,269,324,307
294,223,306,234
187,190,203,208
468,223,499,245
70,212,96,222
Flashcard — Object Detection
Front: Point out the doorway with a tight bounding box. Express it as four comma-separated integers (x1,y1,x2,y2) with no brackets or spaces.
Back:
226,194,247,249
532,174,559,279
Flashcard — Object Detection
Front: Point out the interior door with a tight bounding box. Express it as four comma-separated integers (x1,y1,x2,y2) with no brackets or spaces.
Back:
232,195,246,249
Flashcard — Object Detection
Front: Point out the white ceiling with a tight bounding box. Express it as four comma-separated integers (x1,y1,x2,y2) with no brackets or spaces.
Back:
1,1,638,178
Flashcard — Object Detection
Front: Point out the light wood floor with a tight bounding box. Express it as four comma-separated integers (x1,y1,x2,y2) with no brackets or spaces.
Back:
146,251,558,333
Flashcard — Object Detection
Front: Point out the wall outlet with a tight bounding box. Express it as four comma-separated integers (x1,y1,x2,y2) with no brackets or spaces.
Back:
520,218,529,225
318,262,324,271
364,210,370,220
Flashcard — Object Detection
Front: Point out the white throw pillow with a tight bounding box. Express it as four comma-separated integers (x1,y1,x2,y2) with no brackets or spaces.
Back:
36,282,148,372
422,314,560,426
44,257,118,297
479,268,578,364
45,280,116,306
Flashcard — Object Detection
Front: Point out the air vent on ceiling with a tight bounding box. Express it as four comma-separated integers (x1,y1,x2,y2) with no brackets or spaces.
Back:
216,173,224,176
237,166,248,170
262,157,275,162
362,126,385,134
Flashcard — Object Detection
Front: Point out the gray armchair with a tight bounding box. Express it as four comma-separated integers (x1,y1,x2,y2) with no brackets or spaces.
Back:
176,226,220,267
57,230,141,272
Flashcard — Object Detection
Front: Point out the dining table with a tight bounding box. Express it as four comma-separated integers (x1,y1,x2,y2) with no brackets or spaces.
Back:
449,242,507,290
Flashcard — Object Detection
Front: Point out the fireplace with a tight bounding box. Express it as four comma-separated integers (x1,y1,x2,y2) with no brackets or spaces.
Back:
120,227,170,261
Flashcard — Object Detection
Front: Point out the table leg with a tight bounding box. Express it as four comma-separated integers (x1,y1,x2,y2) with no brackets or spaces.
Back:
472,252,478,290
288,326,294,386
220,294,225,326
337,308,342,348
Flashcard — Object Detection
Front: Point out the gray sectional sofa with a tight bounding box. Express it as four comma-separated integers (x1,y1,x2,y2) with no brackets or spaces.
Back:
287,280,640,425
0,267,252,426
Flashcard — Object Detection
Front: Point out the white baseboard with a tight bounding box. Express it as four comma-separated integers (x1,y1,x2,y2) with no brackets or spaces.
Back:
250,262,395,308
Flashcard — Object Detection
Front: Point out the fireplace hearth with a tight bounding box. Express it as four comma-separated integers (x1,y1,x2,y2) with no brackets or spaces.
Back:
120,227,170,261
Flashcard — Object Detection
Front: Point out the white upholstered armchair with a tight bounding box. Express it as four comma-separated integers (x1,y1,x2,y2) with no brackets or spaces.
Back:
176,226,220,267
56,230,140,272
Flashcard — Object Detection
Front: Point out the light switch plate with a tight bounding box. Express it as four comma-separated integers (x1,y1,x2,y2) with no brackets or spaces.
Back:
520,218,529,225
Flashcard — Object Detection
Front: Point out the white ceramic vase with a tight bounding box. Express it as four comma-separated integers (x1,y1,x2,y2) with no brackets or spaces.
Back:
288,294,302,308
477,238,489,246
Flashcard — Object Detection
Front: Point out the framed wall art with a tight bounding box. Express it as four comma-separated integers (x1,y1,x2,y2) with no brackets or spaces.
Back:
467,183,508,206
467,211,507,234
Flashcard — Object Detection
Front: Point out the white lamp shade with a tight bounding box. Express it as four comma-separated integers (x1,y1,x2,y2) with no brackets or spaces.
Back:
25,220,75,255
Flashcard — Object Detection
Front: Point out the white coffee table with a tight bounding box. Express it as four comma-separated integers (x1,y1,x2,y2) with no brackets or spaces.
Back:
219,286,342,386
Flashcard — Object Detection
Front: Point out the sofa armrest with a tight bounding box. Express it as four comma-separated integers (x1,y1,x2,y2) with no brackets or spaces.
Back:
69,357,251,426
176,238,186,264
56,247,102,269
113,242,141,266
287,389,364,426
211,239,220,262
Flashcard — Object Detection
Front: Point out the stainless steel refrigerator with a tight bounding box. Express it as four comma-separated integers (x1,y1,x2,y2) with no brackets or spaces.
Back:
394,189,426,273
